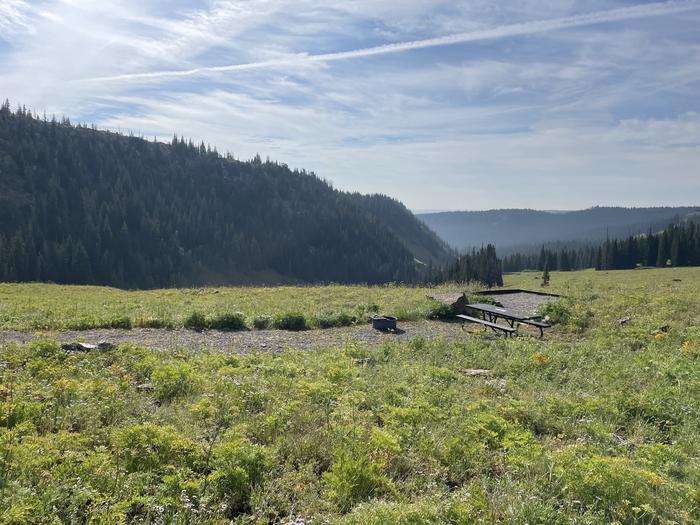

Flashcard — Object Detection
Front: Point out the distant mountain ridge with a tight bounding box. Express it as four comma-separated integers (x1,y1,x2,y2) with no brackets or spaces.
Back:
0,103,450,287
418,207,700,252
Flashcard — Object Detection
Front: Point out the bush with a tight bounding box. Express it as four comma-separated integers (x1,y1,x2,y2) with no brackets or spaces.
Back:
538,301,593,332
114,423,199,473
274,312,307,331
151,362,198,403
426,301,454,320
323,455,393,512
316,311,356,329
184,311,207,331
252,315,273,330
209,311,248,331
538,301,571,324
212,439,274,516
107,316,132,329
557,454,664,522
29,339,62,358
65,316,97,330
136,316,172,329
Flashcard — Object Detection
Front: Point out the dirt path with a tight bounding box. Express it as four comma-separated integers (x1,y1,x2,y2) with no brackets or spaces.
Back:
0,320,473,354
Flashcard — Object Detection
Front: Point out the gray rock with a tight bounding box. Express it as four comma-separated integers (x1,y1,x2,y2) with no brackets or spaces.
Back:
426,292,468,314
62,342,96,352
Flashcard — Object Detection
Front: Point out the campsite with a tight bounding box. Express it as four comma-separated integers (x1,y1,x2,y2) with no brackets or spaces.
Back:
1,267,699,523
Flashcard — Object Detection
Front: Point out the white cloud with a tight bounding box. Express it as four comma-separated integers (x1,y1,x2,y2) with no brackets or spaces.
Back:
0,0,699,209
80,0,700,84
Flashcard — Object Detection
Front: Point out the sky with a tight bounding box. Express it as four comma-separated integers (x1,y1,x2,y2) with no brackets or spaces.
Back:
1,1,699,211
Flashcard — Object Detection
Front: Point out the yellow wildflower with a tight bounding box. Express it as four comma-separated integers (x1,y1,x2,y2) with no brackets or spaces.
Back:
683,340,692,354
532,353,550,364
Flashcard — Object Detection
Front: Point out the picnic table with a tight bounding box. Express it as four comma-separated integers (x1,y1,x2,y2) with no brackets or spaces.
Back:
458,303,551,338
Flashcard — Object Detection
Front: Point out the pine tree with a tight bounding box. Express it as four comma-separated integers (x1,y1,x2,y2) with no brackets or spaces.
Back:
541,262,550,287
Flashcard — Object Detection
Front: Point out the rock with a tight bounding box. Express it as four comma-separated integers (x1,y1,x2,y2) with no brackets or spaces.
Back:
62,341,115,352
62,342,96,352
618,316,632,326
461,368,492,377
658,324,671,333
426,292,469,314
672,278,682,282
136,383,153,392
355,357,376,367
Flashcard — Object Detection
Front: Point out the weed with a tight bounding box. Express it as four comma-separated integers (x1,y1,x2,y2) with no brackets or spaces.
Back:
208,312,248,331
274,312,307,331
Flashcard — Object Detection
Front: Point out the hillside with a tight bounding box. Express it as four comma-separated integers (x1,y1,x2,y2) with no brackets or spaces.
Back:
0,104,450,287
347,193,452,266
419,207,700,252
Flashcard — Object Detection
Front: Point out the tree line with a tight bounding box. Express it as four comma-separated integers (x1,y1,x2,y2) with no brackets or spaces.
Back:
502,221,700,272
0,102,451,288
426,244,503,287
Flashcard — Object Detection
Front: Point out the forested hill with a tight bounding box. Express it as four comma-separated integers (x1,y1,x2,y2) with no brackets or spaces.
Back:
347,193,452,267
418,207,700,252
0,104,450,288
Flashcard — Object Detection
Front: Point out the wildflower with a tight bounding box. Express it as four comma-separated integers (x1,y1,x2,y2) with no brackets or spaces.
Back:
532,353,550,364
683,340,692,354
654,332,666,341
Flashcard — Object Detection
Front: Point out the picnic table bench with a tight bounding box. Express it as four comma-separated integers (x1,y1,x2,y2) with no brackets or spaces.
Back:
461,303,552,338
456,314,516,337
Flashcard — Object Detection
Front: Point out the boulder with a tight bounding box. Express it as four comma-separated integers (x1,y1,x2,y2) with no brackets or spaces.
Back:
426,292,468,314
62,342,96,352
461,369,491,377
61,341,115,352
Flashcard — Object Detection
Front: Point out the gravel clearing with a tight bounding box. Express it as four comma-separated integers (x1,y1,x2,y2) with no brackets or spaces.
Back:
0,320,477,354
481,291,558,318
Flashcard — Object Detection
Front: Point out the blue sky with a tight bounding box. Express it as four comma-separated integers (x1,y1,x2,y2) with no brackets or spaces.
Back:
1,0,699,211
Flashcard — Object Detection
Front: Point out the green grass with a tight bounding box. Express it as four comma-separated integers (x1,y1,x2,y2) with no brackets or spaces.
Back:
0,282,477,332
1,267,700,523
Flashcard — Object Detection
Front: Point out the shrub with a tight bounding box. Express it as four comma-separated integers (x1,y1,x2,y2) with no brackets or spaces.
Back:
426,301,454,319
29,339,62,358
252,315,273,330
316,311,356,329
538,301,571,324
274,312,307,331
136,316,172,329
107,316,132,329
184,311,207,331
65,316,97,330
323,455,393,512
557,454,664,522
212,439,274,516
151,362,198,403
354,303,380,321
114,423,199,473
208,311,248,331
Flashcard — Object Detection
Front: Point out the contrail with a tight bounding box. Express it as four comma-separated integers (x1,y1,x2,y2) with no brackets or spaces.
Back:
82,0,700,84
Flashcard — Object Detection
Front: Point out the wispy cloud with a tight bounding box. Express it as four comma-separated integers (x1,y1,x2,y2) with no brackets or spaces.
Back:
0,0,34,36
2,0,699,210
81,0,700,84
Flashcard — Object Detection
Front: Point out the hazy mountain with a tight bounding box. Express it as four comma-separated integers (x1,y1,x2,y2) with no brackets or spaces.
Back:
0,104,450,288
418,207,700,252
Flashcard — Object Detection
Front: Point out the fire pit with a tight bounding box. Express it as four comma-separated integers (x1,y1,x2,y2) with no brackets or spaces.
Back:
371,315,397,331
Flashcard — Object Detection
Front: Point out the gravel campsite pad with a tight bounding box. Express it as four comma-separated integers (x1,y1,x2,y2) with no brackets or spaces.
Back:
0,320,475,354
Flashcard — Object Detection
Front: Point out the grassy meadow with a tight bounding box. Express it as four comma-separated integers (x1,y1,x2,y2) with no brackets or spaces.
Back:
1,267,700,523
0,282,473,332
